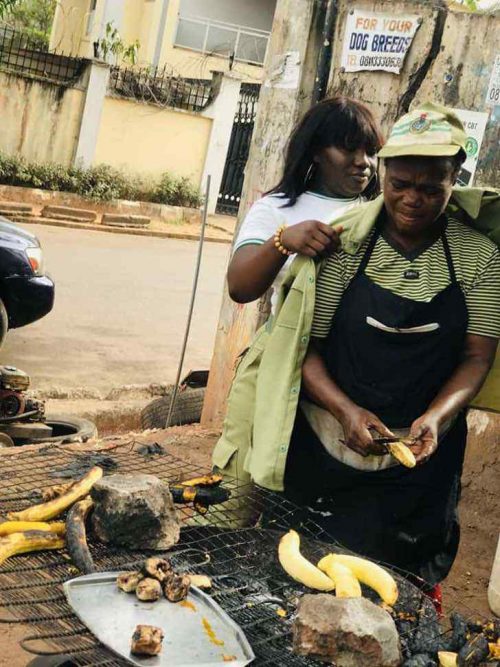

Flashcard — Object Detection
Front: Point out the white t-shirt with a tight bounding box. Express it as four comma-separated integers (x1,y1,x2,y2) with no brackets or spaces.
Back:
234,191,363,311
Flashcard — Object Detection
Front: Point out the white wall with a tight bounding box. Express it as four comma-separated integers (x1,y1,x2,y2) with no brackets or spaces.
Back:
180,0,276,31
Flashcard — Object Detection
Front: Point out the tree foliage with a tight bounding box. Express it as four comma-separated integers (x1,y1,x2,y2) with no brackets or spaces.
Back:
1,0,56,45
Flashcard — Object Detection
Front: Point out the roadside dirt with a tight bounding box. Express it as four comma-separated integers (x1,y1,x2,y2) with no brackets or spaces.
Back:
0,413,497,664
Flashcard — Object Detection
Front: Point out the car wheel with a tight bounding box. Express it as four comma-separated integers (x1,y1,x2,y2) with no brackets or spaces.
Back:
141,387,205,429
0,298,8,348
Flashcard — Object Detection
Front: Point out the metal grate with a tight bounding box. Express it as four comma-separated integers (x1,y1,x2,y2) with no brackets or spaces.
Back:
108,65,214,112
0,24,87,85
0,443,490,665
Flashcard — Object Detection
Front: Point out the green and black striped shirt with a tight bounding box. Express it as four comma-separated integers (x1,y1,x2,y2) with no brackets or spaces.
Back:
312,218,500,339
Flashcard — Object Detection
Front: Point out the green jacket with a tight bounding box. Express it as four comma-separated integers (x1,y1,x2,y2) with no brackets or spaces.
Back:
212,188,500,492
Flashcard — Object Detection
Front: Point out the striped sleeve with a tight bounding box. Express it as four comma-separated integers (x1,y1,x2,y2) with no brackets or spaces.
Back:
465,246,500,338
311,254,347,338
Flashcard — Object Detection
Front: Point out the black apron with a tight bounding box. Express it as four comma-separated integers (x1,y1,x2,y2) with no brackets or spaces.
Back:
284,225,469,584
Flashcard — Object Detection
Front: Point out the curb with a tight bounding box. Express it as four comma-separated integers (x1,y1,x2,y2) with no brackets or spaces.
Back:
17,216,233,244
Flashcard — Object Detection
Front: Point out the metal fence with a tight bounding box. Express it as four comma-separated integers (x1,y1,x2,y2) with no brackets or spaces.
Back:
0,24,87,85
108,64,215,112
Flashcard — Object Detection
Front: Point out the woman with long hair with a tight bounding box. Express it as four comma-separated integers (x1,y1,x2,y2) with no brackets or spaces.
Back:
227,96,384,310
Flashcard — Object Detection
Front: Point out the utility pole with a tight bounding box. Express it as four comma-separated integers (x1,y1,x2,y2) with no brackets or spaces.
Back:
201,0,332,426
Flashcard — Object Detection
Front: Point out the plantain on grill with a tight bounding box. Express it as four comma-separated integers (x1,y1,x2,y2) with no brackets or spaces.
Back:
65,497,95,574
0,530,65,566
7,466,103,522
0,521,65,536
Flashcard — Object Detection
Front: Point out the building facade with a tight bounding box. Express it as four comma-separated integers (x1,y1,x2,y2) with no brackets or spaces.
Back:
50,0,276,81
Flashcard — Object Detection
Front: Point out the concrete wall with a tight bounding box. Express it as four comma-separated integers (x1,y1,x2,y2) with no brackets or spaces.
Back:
94,95,212,183
0,70,85,166
180,0,276,31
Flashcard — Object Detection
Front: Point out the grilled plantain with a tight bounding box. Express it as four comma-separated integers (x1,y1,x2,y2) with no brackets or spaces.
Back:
163,574,190,602
136,577,162,602
0,530,65,565
0,521,65,536
66,497,95,574
142,557,173,582
117,571,144,593
7,467,103,522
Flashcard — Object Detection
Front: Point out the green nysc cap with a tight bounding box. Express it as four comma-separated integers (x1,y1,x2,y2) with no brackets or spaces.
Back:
378,102,467,159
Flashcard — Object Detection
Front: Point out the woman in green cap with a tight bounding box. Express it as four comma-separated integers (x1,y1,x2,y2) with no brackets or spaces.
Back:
214,103,500,603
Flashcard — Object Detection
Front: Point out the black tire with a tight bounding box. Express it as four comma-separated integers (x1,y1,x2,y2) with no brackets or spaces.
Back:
0,297,8,348
141,387,205,429
26,415,98,444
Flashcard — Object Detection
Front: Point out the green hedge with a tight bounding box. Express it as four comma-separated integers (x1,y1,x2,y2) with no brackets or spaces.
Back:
0,154,203,208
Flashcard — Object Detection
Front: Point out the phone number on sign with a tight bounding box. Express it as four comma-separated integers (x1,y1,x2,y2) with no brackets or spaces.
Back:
358,55,403,68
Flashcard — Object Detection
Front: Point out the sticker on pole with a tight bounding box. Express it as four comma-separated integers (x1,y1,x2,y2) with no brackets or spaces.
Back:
341,10,421,74
264,51,301,89
453,108,489,186
485,54,500,108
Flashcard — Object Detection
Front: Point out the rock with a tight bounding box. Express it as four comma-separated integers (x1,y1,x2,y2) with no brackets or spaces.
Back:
91,474,180,550
293,595,402,666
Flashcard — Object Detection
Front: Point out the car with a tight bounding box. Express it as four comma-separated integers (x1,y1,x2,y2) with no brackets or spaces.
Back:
0,216,54,345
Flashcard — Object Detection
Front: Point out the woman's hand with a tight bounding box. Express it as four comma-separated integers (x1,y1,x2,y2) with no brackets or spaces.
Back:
281,221,342,258
408,413,440,464
339,405,394,457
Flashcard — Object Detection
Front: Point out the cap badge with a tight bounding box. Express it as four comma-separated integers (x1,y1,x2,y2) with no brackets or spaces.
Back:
409,113,431,134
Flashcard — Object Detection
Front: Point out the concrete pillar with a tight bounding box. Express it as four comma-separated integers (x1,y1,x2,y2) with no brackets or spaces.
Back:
152,0,170,68
74,61,110,167
201,72,243,215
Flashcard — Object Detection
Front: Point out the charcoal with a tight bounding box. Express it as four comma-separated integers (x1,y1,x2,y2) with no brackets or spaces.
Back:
91,474,180,550
293,594,401,666
49,454,118,478
457,634,489,666
409,621,452,655
402,655,437,667
136,442,165,457
450,612,468,651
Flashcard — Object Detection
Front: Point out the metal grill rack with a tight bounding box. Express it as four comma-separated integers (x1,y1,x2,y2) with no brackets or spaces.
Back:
0,442,490,665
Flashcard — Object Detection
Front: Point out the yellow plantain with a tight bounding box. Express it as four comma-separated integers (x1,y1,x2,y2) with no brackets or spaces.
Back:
327,554,398,605
0,530,65,566
0,521,66,536
438,652,458,667
388,441,416,468
278,530,335,591
7,467,103,522
318,555,362,598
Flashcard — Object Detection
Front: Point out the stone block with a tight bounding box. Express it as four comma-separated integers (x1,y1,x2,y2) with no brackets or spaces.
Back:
41,205,97,222
91,474,180,550
293,595,401,666
102,214,150,227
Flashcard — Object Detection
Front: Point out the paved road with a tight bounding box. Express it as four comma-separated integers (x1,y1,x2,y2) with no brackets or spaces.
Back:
1,225,231,392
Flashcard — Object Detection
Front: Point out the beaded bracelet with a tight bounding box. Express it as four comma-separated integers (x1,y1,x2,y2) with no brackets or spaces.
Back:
274,224,293,256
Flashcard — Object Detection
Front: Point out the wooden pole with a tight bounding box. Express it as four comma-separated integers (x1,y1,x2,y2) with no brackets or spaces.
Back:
201,0,328,427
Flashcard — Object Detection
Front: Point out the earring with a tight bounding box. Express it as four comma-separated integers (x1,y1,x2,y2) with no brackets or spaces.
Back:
304,163,315,184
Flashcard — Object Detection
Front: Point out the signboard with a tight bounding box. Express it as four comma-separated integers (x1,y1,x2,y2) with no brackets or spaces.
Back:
341,10,421,74
454,109,489,186
485,54,500,108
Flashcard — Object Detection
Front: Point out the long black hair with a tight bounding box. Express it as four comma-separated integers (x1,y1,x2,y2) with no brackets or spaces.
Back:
268,96,384,206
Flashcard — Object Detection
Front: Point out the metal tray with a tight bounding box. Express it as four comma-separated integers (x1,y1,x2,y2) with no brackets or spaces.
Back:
64,572,255,667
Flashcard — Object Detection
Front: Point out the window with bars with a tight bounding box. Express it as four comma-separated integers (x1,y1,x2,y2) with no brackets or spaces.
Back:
174,15,269,66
